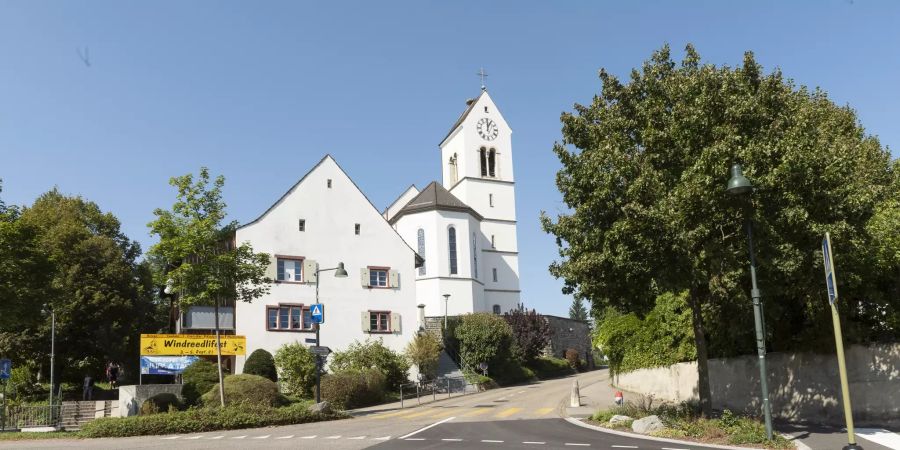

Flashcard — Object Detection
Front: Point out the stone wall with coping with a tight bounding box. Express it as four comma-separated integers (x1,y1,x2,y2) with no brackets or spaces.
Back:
543,315,593,367
612,343,900,427
117,384,183,417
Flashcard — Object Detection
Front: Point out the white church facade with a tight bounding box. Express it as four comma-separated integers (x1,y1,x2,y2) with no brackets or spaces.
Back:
231,89,521,372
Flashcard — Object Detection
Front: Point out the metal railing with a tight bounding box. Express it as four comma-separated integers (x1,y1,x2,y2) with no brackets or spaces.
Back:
1,405,61,431
398,376,479,408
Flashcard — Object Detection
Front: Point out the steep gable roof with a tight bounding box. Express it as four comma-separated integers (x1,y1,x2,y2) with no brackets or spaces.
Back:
388,181,483,224
439,90,487,147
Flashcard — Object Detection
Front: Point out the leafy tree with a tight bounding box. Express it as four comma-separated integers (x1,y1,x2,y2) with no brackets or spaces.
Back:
243,349,277,382
504,306,552,363
541,44,896,415
404,332,443,380
329,339,410,391
274,342,317,398
455,313,514,371
148,168,271,405
569,298,589,322
1,190,163,382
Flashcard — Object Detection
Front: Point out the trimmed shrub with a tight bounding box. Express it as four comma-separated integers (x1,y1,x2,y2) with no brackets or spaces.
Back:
140,393,181,415
181,359,220,406
455,313,514,371
79,403,347,438
527,357,575,379
329,339,409,391
243,349,277,382
504,307,552,363
201,374,285,408
404,332,442,380
320,369,385,409
564,348,582,370
274,342,317,398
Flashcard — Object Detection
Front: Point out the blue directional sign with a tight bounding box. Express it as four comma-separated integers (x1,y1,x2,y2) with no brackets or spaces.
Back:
822,233,838,305
310,304,324,324
0,358,11,380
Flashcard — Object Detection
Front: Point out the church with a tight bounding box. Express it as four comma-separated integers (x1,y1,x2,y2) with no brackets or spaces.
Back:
229,88,522,373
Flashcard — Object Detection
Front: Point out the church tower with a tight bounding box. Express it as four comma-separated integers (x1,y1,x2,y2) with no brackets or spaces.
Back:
439,89,520,313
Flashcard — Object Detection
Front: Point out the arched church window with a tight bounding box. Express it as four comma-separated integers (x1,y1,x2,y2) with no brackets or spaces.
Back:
417,228,426,276
479,148,487,177
488,149,496,177
448,226,458,275
449,153,458,185
472,232,478,279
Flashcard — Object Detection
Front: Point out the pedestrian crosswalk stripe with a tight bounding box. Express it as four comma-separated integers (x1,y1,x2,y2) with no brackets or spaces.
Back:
495,407,523,417
534,407,554,416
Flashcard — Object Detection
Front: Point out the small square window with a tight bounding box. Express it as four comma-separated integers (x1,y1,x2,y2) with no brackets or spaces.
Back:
277,258,303,282
369,311,390,332
298,219,305,232
327,179,332,188
484,106,488,113
369,269,388,287
355,223,361,235
493,304,501,314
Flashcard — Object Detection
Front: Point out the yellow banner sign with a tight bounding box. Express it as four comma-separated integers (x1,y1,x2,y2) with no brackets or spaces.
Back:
140,334,246,356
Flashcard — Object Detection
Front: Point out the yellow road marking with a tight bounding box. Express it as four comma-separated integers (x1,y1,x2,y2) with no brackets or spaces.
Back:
428,409,459,418
370,410,417,419
462,408,493,417
495,407,523,418
534,407,554,416
403,409,439,419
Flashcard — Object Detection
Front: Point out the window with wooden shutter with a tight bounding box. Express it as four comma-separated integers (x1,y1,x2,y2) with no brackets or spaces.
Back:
360,268,371,287
388,270,399,288
390,313,401,333
304,260,318,284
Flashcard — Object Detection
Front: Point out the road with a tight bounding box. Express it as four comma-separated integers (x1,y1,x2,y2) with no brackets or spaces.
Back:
1,371,748,450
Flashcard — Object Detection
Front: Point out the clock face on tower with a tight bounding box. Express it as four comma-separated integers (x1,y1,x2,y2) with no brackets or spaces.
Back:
476,117,499,141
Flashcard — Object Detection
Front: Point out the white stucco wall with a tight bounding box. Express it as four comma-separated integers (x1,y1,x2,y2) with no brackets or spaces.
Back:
233,156,419,374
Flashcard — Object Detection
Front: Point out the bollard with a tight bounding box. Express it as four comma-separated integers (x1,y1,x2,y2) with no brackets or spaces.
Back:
433,382,436,401
447,378,451,399
416,384,420,405
570,380,581,407
400,384,404,408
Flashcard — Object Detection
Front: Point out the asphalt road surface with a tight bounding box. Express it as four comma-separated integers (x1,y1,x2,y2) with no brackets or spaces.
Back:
0,372,756,450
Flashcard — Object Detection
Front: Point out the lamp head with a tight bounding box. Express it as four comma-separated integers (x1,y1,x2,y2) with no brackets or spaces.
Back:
163,278,175,295
726,163,753,195
334,262,348,278
443,294,451,300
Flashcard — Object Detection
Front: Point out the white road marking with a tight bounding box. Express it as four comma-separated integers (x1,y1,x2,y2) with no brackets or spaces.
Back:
442,438,463,441
275,435,294,439
207,435,224,440
325,435,342,439
348,436,366,440
856,428,900,449
373,436,391,440
482,440,504,443
661,448,689,450
398,416,456,439
231,435,247,439
517,390,525,394
161,436,180,440
523,442,546,445
300,435,317,439
252,435,270,439
185,436,204,440
565,444,590,447
405,438,426,441
611,446,638,449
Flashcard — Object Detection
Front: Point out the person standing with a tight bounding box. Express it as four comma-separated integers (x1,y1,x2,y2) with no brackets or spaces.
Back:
82,374,94,401
107,362,120,389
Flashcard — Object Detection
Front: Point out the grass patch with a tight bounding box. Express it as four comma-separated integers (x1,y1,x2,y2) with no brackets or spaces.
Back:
590,398,792,449
0,431,76,441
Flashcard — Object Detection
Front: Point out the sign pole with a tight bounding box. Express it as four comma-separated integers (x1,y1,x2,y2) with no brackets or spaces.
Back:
315,269,322,404
823,233,862,450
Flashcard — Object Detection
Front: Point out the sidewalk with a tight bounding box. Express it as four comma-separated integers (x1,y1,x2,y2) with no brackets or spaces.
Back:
566,370,900,450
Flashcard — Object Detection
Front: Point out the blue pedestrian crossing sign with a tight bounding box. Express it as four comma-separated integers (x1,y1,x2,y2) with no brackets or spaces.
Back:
0,358,11,380
822,233,838,305
310,304,324,324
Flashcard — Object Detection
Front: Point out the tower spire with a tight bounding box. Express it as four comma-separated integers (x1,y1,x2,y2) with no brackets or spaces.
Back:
477,67,488,91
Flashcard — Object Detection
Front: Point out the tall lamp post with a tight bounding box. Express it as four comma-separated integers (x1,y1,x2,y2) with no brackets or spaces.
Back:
442,294,451,329
41,304,56,420
314,262,348,403
726,163,774,441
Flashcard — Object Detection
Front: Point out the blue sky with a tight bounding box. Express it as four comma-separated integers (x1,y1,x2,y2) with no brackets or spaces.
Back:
1,1,898,317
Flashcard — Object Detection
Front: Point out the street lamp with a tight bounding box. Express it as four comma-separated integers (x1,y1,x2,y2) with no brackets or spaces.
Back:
442,294,451,329
314,262,348,403
41,304,56,421
726,163,773,440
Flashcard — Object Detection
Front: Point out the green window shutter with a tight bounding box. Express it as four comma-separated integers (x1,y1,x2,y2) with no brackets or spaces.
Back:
360,268,370,287
361,311,370,332
304,260,318,284
389,270,399,288
390,313,401,333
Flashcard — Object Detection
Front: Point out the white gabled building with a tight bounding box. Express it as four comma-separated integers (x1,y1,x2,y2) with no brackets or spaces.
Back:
233,155,421,373
386,89,521,318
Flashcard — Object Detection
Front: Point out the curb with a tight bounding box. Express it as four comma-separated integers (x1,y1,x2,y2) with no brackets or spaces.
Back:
563,417,767,450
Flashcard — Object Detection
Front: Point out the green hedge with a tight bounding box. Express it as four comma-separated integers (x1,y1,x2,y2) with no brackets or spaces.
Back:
243,349,278,382
181,359,220,406
527,357,575,379
79,403,346,438
201,374,286,408
320,369,385,409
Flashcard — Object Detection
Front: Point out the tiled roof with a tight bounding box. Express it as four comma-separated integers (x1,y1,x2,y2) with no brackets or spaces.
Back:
388,181,482,223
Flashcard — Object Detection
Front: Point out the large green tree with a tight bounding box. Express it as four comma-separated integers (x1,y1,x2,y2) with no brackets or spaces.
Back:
1,189,164,382
541,45,897,415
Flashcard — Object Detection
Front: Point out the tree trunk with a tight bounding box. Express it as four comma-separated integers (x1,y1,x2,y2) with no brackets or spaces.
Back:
688,286,712,417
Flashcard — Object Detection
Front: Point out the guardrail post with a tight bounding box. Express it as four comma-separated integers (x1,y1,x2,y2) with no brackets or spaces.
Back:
416,384,420,405
400,384,404,409
447,378,451,399
432,381,436,401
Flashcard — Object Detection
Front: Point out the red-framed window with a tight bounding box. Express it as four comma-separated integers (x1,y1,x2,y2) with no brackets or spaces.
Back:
369,311,390,333
276,256,304,282
266,304,312,331
368,266,389,288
